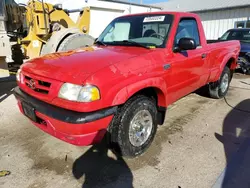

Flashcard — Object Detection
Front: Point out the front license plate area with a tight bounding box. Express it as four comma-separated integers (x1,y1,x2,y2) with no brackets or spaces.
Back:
22,102,37,122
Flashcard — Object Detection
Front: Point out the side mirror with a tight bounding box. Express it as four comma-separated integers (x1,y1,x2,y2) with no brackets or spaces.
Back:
178,38,197,51
53,4,63,10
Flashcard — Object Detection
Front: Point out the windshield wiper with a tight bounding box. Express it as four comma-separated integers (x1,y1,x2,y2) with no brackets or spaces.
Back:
119,40,150,49
94,40,107,46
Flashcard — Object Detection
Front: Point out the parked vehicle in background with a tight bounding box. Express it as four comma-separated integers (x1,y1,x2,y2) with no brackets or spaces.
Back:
219,28,250,74
14,12,240,157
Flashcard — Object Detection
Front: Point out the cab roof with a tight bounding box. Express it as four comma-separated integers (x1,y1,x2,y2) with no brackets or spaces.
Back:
119,11,199,19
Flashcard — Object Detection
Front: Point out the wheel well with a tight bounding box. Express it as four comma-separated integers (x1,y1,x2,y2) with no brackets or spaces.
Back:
226,57,236,79
129,87,166,125
136,87,158,103
226,57,235,69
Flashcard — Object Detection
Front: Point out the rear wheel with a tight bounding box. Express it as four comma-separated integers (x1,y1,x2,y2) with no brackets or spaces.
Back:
57,33,95,52
209,66,231,99
109,95,158,157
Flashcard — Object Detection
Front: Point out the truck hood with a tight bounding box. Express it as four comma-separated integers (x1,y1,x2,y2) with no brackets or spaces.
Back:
22,46,149,83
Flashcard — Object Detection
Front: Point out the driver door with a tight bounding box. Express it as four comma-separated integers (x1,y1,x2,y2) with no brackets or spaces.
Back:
167,18,207,103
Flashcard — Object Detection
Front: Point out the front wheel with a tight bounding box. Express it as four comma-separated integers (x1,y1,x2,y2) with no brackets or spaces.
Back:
209,66,231,99
109,95,158,157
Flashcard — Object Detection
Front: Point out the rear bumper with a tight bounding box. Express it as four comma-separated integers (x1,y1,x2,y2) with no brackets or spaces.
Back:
14,87,116,146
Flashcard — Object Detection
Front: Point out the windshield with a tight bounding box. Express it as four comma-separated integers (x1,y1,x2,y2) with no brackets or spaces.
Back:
221,30,250,42
97,14,174,48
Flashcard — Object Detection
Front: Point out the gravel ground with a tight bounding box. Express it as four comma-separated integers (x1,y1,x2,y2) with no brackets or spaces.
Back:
0,73,250,188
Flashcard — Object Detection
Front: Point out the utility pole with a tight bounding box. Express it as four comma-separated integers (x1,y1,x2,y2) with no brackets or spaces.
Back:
140,0,143,4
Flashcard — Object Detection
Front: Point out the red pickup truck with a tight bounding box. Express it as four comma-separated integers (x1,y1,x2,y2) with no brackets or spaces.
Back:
14,12,240,157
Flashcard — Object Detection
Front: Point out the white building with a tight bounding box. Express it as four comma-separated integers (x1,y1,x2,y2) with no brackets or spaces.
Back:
155,0,250,39
15,0,161,37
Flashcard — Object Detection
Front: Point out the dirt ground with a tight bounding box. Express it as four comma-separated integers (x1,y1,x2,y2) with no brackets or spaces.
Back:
0,73,250,188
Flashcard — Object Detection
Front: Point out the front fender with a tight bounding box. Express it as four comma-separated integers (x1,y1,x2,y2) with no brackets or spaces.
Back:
112,77,168,107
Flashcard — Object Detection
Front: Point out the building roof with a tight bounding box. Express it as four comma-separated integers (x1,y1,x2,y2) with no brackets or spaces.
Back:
154,0,250,12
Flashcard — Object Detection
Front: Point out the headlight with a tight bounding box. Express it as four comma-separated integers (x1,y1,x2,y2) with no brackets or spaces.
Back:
58,83,100,102
16,69,21,82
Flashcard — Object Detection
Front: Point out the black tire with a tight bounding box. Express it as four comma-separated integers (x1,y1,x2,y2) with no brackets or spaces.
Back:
238,57,250,75
209,66,231,99
57,33,95,52
108,95,158,157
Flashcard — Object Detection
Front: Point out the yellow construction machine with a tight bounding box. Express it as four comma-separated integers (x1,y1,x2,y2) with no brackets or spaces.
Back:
4,0,94,66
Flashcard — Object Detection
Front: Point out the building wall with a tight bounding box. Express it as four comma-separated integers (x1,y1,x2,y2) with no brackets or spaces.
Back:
88,2,160,38
197,7,250,39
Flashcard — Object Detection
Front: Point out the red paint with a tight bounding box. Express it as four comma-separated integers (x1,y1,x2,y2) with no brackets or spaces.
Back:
16,12,240,146
17,100,110,145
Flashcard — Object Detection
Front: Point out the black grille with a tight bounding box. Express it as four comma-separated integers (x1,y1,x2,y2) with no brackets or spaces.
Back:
24,75,51,94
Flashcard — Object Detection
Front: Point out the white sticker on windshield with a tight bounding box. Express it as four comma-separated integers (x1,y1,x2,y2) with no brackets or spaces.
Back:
143,16,165,23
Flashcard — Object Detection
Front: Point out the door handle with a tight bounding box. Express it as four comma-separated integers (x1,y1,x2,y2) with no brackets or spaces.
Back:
163,64,171,70
202,53,207,59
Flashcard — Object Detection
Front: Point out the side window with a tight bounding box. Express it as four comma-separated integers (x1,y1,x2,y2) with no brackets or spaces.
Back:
235,21,245,28
174,18,200,46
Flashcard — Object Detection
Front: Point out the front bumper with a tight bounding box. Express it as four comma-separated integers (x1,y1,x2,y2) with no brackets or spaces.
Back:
14,87,116,146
